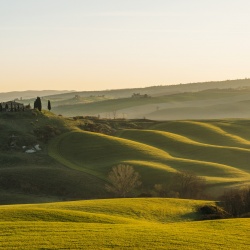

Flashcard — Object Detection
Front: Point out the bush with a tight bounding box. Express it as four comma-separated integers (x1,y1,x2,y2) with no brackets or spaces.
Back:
220,186,250,217
33,125,61,143
154,171,207,199
196,204,230,220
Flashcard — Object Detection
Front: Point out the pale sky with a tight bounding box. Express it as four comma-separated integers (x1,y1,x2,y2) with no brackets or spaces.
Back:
1,0,250,92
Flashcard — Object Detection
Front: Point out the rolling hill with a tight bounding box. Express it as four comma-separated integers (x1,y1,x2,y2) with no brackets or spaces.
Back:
7,79,250,120
0,198,249,249
28,78,250,100
49,87,250,119
0,90,73,102
1,110,250,203
49,118,250,197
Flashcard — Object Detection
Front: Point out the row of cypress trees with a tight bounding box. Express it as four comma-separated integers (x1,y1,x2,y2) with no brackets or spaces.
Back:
34,97,51,111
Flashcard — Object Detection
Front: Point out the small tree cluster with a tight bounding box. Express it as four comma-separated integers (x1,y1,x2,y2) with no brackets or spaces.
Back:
154,171,207,199
34,97,42,111
105,164,141,197
220,186,250,217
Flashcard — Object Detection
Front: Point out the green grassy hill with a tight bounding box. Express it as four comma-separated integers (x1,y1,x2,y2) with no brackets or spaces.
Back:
0,111,112,204
1,111,250,249
0,198,249,249
1,110,250,203
49,119,250,196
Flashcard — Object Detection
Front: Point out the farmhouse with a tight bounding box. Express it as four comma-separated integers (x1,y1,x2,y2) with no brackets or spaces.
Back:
131,93,151,98
0,101,25,111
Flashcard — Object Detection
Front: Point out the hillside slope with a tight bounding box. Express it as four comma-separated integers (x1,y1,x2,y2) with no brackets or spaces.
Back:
0,111,110,204
0,198,249,249
51,88,250,119
49,120,250,196
1,110,250,203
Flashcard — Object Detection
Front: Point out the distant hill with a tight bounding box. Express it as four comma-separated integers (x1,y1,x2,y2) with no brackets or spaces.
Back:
0,90,74,102
14,79,250,119
44,78,250,99
50,87,250,119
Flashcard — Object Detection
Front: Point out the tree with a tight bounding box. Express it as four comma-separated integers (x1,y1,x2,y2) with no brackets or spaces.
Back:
105,164,141,197
34,97,42,111
48,100,51,111
171,171,206,199
220,186,250,217
0,103,2,112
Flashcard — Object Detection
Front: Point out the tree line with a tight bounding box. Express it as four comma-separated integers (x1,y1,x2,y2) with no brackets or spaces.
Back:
105,164,206,199
105,164,250,219
34,97,51,111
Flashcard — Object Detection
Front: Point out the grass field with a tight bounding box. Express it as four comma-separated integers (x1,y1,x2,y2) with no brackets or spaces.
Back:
49,119,250,196
0,198,249,249
2,86,250,249
2,110,250,202
2,109,250,201
0,111,110,203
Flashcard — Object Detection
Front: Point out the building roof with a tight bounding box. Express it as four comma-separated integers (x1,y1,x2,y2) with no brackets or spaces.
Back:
2,101,24,105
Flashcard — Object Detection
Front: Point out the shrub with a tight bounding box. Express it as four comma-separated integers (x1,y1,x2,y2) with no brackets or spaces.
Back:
220,186,250,217
196,204,230,220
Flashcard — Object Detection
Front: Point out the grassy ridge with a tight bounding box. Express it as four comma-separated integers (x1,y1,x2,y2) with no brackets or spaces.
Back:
49,124,250,193
49,131,175,184
118,129,250,175
0,198,205,223
0,198,249,249
2,110,250,201
150,120,250,147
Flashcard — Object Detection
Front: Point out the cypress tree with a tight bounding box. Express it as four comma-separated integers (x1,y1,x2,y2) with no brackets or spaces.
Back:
48,100,51,111
34,97,42,111
0,103,2,112
37,97,42,111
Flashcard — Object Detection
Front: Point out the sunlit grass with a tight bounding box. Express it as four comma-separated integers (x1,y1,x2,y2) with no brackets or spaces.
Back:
0,198,249,249
49,126,250,194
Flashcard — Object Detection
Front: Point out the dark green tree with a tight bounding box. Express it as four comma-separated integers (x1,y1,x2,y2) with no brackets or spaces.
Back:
34,97,42,111
0,103,2,112
48,100,51,111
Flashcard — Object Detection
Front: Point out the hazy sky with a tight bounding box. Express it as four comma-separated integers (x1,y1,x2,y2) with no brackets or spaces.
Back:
1,0,250,92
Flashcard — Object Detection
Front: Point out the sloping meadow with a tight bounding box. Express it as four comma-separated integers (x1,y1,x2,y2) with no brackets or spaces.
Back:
0,198,249,249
